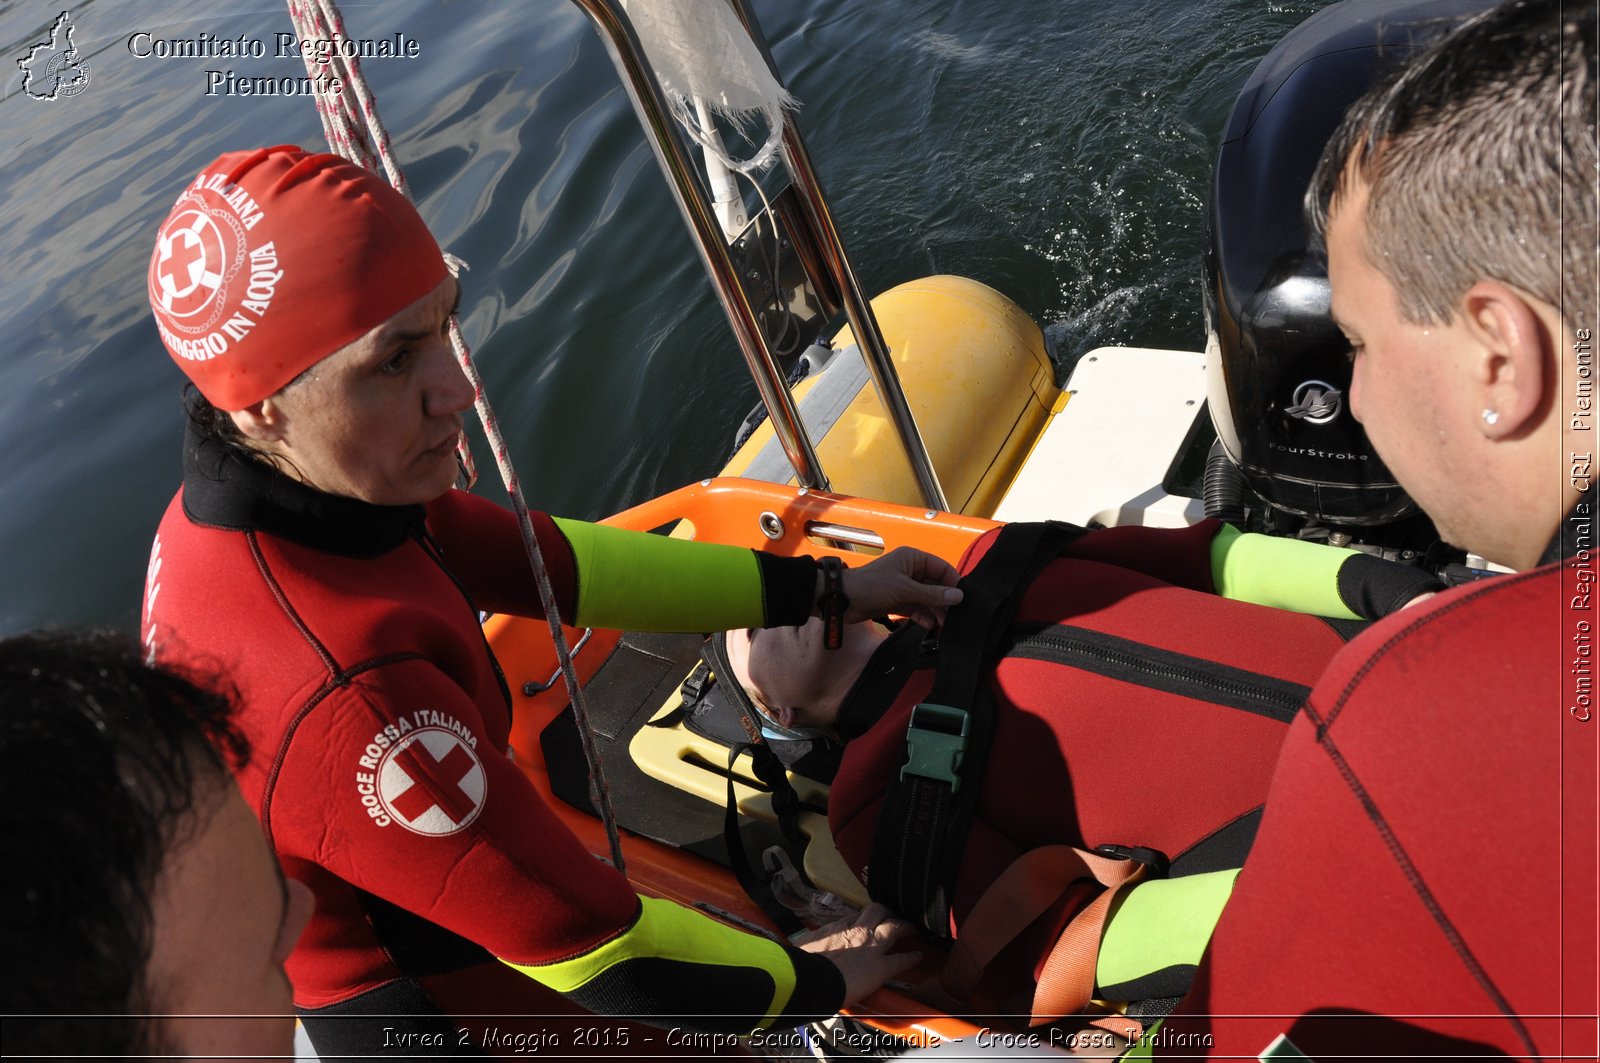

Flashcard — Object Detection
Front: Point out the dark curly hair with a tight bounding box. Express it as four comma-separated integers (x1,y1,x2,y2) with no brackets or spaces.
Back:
0,630,249,1059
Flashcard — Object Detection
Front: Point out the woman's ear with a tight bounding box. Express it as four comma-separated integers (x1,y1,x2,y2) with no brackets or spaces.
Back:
228,397,288,444
1460,280,1553,440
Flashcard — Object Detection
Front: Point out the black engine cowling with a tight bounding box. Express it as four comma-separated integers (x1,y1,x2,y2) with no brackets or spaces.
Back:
1204,0,1494,527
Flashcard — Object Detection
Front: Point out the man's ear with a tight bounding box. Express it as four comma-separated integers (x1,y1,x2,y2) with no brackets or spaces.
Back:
1460,280,1553,440
228,397,288,444
769,703,798,730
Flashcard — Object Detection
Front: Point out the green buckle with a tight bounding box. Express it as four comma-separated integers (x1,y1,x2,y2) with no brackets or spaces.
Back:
900,702,970,793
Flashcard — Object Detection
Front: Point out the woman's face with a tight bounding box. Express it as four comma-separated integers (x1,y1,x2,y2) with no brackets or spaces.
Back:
236,276,472,506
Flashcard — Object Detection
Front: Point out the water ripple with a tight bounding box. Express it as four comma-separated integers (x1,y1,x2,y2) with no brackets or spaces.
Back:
0,0,1335,633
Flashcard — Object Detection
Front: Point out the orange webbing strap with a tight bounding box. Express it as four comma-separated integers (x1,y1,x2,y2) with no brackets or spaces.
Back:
1031,866,1148,1027
1076,1011,1146,1050
936,844,1147,1022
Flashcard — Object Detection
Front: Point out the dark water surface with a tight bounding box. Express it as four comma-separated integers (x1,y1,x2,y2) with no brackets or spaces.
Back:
0,0,1330,635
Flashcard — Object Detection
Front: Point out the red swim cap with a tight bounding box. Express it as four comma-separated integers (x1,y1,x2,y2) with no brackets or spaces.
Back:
148,145,447,411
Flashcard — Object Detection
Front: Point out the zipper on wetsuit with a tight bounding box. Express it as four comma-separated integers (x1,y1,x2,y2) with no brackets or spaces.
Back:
1006,625,1307,718
412,525,515,720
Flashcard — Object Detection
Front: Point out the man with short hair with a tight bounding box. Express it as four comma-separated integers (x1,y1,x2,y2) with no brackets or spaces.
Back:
1,630,313,1061
1145,1,1598,1056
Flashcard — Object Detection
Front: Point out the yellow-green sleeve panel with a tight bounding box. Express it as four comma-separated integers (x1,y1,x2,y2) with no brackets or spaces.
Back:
1209,524,1442,620
1209,525,1360,618
553,518,816,632
1095,869,1240,1002
500,896,844,1032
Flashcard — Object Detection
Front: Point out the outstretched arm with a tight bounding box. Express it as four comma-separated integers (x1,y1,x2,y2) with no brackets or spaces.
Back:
428,488,961,632
279,658,910,1031
1208,524,1443,620
1039,517,1441,619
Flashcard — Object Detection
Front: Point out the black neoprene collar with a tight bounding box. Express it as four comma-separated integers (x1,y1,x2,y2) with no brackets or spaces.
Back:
179,422,426,558
832,621,933,741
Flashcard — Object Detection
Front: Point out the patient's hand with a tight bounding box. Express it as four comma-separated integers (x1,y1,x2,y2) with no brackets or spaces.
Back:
797,902,923,1006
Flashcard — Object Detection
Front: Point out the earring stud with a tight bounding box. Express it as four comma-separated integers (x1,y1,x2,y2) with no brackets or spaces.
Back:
1482,408,1500,426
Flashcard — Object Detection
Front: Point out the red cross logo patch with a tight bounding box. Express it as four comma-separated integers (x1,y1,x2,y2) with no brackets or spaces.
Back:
375,727,487,836
150,209,228,321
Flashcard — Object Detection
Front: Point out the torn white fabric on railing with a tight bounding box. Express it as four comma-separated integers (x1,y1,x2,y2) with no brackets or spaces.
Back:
619,0,797,173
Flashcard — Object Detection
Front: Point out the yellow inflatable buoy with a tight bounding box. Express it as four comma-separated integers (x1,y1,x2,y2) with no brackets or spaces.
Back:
721,275,1059,517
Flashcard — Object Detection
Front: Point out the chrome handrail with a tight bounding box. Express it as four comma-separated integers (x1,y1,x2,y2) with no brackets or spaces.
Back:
572,0,949,512
571,0,829,494
776,121,950,511
725,0,949,511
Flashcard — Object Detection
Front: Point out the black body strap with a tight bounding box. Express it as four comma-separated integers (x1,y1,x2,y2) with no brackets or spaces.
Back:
700,632,809,936
867,521,1088,938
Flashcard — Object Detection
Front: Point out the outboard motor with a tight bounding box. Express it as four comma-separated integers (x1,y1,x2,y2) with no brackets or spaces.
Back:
1204,0,1494,536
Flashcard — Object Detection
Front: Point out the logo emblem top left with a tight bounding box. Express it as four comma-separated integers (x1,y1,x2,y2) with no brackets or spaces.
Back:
18,11,91,100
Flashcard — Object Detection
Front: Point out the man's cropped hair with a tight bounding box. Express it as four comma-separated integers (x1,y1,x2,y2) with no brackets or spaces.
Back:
1308,0,1597,329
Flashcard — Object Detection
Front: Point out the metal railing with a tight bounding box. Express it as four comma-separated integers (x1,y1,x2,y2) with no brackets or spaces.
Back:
570,0,949,512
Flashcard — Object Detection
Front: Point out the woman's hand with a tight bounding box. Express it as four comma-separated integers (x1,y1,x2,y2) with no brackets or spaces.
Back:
822,547,963,630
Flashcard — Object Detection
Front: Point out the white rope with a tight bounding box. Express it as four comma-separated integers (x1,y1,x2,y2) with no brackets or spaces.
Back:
286,0,628,876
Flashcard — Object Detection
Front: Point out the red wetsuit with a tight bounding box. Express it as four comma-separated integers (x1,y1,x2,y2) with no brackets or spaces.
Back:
143,431,842,1053
1148,507,1599,1060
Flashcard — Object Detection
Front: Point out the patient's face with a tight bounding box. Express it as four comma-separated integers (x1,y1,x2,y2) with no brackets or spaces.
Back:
728,620,842,730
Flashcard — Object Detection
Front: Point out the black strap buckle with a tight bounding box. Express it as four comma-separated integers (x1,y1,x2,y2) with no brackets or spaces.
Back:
1095,843,1170,877
679,660,712,705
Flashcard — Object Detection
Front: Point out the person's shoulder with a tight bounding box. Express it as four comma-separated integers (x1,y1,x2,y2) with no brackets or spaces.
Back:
160,480,247,552
1345,563,1556,652
1309,565,1561,730
265,655,512,850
